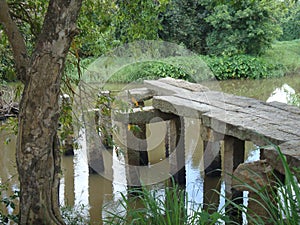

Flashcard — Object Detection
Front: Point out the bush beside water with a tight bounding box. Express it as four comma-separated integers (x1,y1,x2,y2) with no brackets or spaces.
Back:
102,54,284,83
78,40,300,83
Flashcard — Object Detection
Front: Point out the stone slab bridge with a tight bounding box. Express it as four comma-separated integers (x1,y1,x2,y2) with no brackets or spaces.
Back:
95,77,300,223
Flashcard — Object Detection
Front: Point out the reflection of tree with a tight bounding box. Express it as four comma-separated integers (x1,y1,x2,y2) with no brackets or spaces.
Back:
0,133,19,221
204,76,300,102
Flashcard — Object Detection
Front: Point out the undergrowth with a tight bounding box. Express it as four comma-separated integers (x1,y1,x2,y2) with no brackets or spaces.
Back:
103,182,231,225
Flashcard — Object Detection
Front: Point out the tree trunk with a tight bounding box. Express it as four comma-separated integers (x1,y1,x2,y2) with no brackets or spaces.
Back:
16,55,66,224
0,0,83,224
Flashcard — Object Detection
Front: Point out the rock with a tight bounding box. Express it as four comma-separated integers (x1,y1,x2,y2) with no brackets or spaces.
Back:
262,142,300,180
233,160,275,191
233,160,279,225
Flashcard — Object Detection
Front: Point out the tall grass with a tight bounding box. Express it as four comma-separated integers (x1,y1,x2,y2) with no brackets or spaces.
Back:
103,182,231,225
231,145,300,225
261,39,300,75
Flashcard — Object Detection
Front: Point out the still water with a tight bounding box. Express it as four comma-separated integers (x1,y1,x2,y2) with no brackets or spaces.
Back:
0,74,299,224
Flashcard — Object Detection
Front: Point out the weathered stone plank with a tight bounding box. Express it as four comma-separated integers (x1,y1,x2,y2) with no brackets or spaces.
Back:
112,106,176,124
119,87,154,102
153,94,300,145
169,92,300,143
152,95,211,118
145,80,192,96
157,77,210,92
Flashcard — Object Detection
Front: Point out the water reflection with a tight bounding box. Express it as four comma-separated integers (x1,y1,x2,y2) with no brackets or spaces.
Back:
58,120,258,224
266,83,295,103
1,75,300,224
0,131,18,217
203,74,300,101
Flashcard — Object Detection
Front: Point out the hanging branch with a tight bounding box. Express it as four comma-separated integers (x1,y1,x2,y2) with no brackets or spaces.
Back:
0,0,29,83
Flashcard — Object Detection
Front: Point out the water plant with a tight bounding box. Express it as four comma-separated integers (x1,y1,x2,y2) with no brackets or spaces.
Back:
0,184,19,224
230,144,300,225
103,182,231,225
61,203,90,225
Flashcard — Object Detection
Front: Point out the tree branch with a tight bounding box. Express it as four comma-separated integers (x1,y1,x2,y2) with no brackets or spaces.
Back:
35,0,83,57
0,0,29,83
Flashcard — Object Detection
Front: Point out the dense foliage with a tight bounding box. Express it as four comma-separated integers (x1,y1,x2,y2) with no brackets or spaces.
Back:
0,184,19,224
0,35,14,82
204,0,285,56
0,0,299,82
0,0,47,81
160,0,285,56
159,0,210,54
279,2,300,41
205,55,278,80
115,0,168,43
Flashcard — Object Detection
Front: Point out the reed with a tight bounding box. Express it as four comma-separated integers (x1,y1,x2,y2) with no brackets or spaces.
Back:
230,144,300,225
103,182,230,225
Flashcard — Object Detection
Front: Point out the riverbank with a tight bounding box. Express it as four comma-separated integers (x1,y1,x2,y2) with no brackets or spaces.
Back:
79,39,300,83
262,39,300,75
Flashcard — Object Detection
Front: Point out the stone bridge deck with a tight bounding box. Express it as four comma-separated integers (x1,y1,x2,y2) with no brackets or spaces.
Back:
146,78,300,177
115,77,300,176
98,77,300,223
146,78,300,145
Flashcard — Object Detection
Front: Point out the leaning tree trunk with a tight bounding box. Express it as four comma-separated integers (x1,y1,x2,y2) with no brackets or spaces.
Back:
0,0,82,224
16,55,66,224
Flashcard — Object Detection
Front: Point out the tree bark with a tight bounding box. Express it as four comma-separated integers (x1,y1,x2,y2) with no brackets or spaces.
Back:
0,0,82,224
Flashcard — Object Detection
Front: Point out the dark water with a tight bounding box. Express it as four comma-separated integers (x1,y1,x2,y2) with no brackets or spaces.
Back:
1,74,300,224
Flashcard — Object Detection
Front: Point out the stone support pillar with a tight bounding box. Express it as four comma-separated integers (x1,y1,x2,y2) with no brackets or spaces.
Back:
223,135,245,224
168,116,186,185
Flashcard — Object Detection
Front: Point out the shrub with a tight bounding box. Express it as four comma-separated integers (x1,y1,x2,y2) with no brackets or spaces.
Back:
279,3,300,41
108,61,190,83
205,55,281,80
107,56,215,83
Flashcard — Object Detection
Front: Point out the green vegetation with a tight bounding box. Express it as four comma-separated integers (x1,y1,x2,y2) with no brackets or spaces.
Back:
232,145,300,225
289,92,300,107
279,2,300,41
205,55,275,80
60,204,89,225
1,0,300,83
104,183,231,225
0,184,19,224
161,0,285,56
102,145,300,225
107,57,213,83
262,39,300,75
96,40,299,83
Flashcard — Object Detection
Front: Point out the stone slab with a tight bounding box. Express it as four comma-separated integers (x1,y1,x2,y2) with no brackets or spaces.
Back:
262,141,300,179
112,106,176,124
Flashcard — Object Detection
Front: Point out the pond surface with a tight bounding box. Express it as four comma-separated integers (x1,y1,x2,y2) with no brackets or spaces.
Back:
1,74,300,224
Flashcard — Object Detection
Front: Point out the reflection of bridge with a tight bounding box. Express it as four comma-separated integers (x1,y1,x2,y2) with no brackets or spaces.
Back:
109,77,300,224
